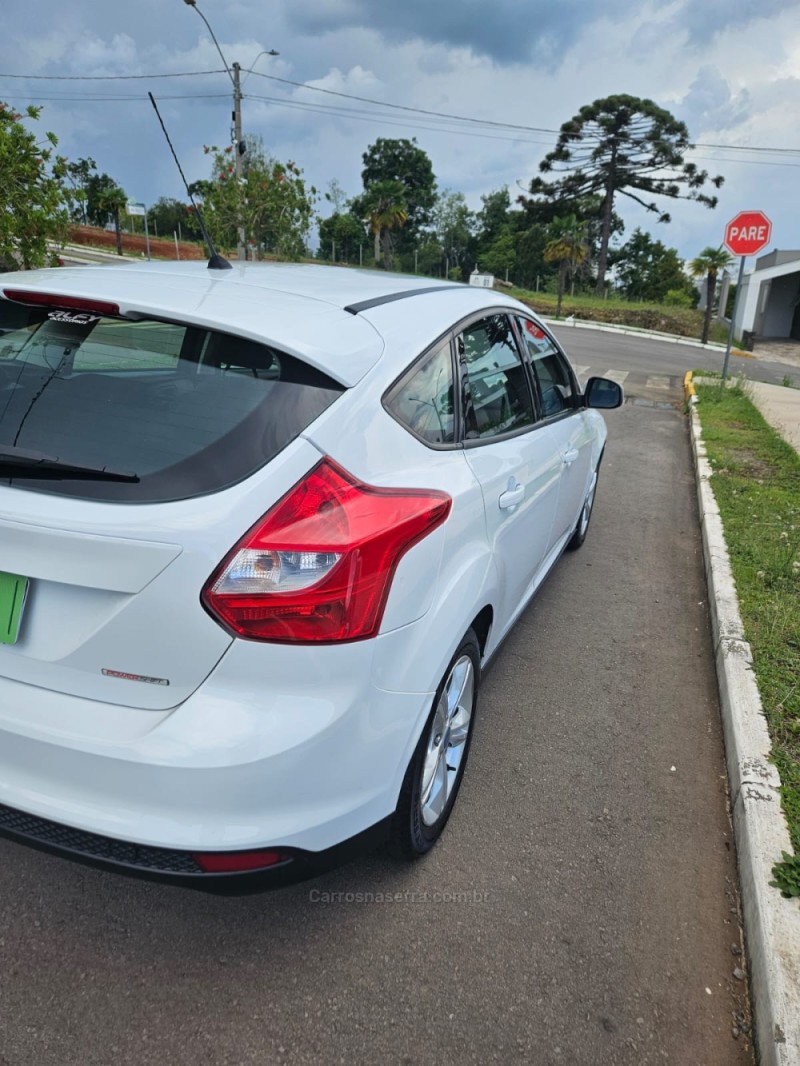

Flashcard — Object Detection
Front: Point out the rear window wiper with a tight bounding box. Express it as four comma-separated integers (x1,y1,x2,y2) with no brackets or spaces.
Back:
0,445,139,482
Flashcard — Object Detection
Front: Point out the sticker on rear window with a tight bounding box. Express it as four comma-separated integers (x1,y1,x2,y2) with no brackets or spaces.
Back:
524,321,546,340
47,310,100,325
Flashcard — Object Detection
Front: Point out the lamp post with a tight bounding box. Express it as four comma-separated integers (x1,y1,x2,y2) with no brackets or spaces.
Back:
181,1,278,262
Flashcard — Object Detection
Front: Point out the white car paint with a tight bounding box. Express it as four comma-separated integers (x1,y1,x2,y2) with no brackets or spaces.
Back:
0,263,610,868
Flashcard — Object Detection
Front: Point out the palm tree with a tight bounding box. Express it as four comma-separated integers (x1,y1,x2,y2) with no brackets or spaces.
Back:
543,214,589,317
97,184,128,256
690,246,733,344
362,180,408,270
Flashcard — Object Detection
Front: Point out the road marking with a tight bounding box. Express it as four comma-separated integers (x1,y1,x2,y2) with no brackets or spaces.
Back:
603,370,629,384
574,365,590,378
646,375,673,389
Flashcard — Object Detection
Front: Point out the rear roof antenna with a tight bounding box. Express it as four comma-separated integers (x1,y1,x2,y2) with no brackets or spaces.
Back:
148,91,232,271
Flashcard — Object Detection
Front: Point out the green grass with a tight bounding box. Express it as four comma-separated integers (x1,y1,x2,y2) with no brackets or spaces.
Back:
507,286,740,347
694,383,800,897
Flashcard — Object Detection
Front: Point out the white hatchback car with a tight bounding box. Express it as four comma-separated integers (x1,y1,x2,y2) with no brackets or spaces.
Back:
0,262,621,890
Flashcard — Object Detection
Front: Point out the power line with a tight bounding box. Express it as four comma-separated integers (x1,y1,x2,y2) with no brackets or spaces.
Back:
0,69,226,81
2,92,229,102
242,69,561,135
3,65,800,158
242,69,800,156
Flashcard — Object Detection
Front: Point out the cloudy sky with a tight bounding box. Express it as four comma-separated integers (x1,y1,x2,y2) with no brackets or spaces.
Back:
2,0,799,260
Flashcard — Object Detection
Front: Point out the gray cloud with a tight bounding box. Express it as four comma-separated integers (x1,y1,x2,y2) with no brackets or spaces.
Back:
678,66,752,132
284,0,632,65
678,0,798,43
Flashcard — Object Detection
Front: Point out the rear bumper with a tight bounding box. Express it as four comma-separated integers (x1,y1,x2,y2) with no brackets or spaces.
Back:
0,634,435,860
0,799,392,894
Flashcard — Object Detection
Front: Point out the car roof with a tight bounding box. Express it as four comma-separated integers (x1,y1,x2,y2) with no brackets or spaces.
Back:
0,262,535,387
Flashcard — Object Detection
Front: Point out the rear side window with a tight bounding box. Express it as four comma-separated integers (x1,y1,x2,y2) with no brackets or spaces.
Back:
384,340,455,445
0,301,343,502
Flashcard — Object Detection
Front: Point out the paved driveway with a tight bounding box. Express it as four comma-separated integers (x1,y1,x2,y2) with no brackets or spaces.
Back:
0,353,754,1065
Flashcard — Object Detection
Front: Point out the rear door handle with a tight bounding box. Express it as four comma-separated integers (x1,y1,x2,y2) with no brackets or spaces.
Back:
498,481,525,510
562,448,580,466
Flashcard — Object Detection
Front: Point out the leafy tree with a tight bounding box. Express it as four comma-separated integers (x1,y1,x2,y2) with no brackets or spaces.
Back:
482,231,516,281
475,187,512,249
147,197,200,241
433,190,474,281
96,183,128,256
0,102,68,270
543,215,589,317
359,180,408,270
415,238,445,277
528,94,724,293
690,245,734,344
511,221,551,292
360,137,436,249
199,139,316,260
323,178,349,215
64,156,97,224
84,172,123,228
613,228,693,303
318,211,367,263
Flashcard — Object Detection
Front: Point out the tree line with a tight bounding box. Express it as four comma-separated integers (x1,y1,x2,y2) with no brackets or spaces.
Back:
0,93,732,335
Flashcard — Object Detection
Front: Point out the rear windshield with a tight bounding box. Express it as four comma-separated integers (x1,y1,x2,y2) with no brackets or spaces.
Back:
0,301,343,502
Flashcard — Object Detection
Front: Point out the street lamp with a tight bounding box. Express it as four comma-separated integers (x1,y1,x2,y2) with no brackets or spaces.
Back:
182,1,278,261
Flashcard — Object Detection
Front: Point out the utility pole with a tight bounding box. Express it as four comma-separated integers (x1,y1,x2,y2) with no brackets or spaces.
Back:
232,62,246,261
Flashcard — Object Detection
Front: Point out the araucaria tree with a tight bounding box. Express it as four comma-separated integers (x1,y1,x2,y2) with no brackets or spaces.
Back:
529,95,724,294
0,102,68,270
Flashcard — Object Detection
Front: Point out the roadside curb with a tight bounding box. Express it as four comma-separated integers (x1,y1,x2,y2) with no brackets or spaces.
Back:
688,381,800,1065
541,315,754,356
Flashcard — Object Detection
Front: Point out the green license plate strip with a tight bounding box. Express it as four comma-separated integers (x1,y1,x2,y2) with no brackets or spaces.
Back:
0,571,29,645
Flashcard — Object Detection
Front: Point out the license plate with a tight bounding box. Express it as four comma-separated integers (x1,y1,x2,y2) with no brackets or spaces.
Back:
0,571,29,645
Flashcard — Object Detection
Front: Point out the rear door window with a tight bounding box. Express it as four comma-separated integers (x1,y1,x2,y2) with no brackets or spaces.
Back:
515,317,576,418
458,314,535,440
0,301,343,502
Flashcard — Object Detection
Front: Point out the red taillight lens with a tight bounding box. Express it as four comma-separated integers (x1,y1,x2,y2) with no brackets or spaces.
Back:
201,458,451,644
2,289,120,316
193,849,291,873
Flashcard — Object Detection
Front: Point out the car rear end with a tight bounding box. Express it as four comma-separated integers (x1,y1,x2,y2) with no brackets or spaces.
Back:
0,266,457,889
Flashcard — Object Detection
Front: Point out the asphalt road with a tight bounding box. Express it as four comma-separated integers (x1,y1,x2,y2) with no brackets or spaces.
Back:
550,323,798,389
0,331,755,1066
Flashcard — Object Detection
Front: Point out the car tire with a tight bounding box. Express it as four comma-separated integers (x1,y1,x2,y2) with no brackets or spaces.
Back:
391,630,480,859
566,461,601,551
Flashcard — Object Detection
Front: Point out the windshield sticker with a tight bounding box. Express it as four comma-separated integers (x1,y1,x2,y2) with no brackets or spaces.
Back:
47,310,100,325
524,321,546,340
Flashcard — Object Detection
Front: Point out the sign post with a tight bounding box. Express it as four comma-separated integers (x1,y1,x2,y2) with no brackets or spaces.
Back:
721,210,772,384
126,200,151,261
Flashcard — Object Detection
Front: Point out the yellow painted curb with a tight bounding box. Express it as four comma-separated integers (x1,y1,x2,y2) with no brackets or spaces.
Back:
684,370,696,404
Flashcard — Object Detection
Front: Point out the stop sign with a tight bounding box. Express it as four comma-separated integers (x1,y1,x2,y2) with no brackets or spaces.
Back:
724,211,772,257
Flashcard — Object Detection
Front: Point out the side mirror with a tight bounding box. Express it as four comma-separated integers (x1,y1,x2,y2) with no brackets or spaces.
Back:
584,376,623,409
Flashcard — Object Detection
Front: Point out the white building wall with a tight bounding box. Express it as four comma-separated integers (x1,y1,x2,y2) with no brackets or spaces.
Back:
762,273,800,335
733,257,800,341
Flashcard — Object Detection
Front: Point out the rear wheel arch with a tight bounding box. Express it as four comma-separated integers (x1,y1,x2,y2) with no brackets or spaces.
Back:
470,605,493,661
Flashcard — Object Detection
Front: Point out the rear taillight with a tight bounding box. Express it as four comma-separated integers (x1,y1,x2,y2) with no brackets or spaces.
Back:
2,289,120,316
201,458,451,644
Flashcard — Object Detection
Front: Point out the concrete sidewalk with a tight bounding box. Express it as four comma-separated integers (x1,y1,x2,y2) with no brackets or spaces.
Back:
748,381,800,455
